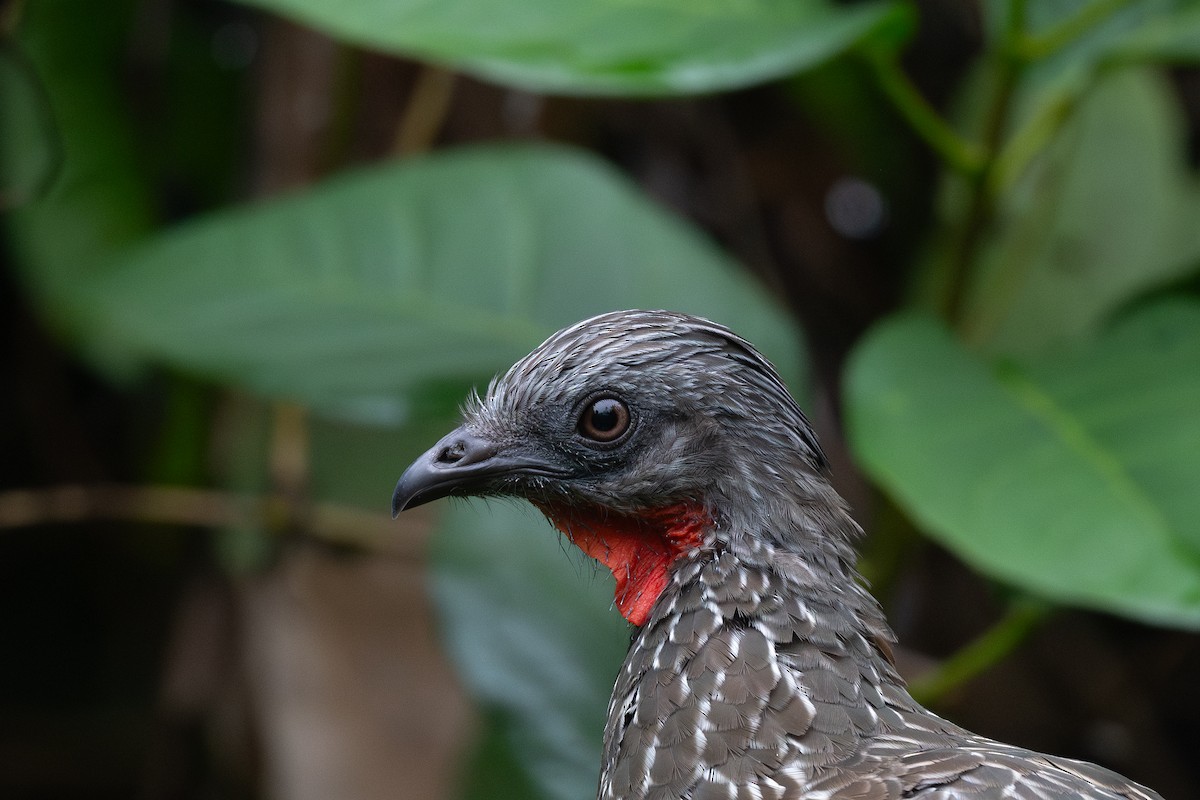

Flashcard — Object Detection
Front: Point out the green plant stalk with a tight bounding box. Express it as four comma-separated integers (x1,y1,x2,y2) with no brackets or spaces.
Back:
1016,0,1135,62
863,49,985,178
951,0,1130,325
908,598,1051,706
987,87,1082,197
939,0,1027,328
864,1,1041,327
962,155,1071,348
394,64,458,156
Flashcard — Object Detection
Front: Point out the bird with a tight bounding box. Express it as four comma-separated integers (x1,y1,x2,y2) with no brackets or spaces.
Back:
391,310,1163,800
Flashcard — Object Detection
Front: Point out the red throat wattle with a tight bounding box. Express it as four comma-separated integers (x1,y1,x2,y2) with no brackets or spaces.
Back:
536,502,711,627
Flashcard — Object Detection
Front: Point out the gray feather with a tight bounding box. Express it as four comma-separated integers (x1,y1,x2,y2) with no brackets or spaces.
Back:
442,310,1163,800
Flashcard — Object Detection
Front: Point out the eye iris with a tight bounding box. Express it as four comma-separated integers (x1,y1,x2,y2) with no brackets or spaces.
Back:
581,397,629,442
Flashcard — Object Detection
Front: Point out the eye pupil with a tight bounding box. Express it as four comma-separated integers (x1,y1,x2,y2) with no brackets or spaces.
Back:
579,396,630,442
591,400,620,431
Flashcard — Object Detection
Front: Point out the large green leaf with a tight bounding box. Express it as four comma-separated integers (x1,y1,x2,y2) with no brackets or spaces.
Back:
77,144,806,425
431,501,630,800
845,299,1200,628
234,0,910,96
959,70,1200,355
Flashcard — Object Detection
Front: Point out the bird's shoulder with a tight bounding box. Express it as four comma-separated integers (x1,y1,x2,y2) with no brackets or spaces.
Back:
598,555,1162,800
808,732,1165,800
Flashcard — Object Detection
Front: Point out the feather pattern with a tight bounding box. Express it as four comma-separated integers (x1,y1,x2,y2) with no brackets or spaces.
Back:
407,310,1164,800
600,540,1162,799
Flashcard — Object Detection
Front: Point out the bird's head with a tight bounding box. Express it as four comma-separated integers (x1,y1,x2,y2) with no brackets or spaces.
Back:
392,310,851,625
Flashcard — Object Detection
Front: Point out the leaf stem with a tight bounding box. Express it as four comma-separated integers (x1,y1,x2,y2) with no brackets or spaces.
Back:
987,86,1081,196
393,64,457,156
1015,0,1134,62
909,598,1050,705
268,401,312,533
939,0,1026,327
864,49,985,178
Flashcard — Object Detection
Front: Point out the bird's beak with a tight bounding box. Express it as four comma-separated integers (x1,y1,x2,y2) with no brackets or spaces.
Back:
391,427,559,517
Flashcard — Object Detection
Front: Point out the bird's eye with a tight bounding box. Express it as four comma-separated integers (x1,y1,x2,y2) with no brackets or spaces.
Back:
578,396,631,443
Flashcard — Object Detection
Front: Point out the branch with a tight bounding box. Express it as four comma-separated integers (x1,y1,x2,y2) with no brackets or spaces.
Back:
0,484,426,557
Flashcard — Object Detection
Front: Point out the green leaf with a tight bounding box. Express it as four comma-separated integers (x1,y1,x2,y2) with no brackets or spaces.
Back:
845,300,1200,628
2,0,156,317
0,42,59,210
79,144,807,425
1108,5,1200,62
430,501,631,800
1021,299,1200,560
961,69,1200,355
233,0,911,96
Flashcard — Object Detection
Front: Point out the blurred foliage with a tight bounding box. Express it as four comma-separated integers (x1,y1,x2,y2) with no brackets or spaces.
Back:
72,144,807,422
433,501,631,800
236,0,913,95
847,299,1200,627
2,0,1200,798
